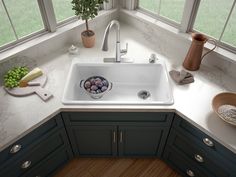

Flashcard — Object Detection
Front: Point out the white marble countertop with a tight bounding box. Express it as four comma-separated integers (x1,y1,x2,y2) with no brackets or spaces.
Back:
0,23,236,154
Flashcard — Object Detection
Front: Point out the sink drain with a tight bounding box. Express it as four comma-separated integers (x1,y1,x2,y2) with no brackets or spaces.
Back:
138,90,151,99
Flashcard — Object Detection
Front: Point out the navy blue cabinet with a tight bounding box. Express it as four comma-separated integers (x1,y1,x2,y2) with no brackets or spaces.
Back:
3,111,235,177
118,124,169,157
62,112,174,157
69,124,117,156
0,114,73,177
163,114,236,177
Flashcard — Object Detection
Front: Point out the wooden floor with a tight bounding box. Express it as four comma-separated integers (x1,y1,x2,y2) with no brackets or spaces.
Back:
54,158,181,177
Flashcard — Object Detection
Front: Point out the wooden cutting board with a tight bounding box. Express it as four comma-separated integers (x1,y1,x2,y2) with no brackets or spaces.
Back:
5,74,53,101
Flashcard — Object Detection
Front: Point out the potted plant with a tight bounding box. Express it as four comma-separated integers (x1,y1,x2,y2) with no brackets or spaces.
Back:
71,0,108,48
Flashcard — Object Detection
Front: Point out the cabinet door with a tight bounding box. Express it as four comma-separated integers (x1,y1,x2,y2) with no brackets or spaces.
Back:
118,124,169,157
68,124,117,157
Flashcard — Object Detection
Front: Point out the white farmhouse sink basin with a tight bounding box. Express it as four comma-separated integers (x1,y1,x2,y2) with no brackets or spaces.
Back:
62,60,173,105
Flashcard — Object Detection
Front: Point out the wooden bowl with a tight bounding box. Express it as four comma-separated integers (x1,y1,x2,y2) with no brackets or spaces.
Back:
212,92,236,126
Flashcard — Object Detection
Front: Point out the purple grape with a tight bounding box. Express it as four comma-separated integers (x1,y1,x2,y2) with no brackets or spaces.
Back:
102,80,108,87
95,80,101,85
86,88,91,92
84,81,91,88
91,85,98,91
95,77,102,82
90,78,95,85
101,86,108,92
95,80,103,88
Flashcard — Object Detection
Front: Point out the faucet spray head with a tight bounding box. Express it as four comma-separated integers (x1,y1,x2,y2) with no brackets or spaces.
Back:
101,20,120,51
101,25,110,51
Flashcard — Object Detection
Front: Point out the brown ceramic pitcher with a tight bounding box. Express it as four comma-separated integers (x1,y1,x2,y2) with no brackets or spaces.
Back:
183,33,217,71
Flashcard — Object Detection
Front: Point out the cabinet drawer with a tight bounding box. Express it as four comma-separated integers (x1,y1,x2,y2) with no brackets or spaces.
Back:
22,147,72,177
0,129,69,177
163,147,210,177
173,114,236,164
0,114,63,165
167,129,232,177
63,112,173,126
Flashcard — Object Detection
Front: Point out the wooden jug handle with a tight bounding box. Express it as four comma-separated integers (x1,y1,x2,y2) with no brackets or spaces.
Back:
201,39,217,59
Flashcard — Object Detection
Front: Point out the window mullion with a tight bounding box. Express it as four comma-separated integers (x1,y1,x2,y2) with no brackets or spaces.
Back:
37,0,57,32
180,0,200,33
103,0,114,10
219,0,236,41
1,0,18,40
124,0,137,10
158,0,162,15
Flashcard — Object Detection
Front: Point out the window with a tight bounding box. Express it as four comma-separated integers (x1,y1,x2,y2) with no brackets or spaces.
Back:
139,0,159,14
0,1,16,46
138,0,236,52
221,6,236,47
138,0,186,24
0,0,109,51
194,0,236,48
52,0,75,23
0,0,44,47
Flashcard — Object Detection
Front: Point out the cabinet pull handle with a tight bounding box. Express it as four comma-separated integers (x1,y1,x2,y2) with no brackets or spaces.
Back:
203,138,214,147
186,169,195,177
120,131,123,143
194,154,204,163
21,160,31,169
113,131,116,143
10,144,22,154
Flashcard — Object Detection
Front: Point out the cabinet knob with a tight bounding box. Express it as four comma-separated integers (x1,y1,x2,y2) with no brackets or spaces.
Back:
21,160,31,169
203,138,214,147
194,154,204,163
186,169,195,177
10,144,22,154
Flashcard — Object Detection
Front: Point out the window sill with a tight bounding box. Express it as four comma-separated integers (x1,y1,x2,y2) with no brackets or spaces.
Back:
120,9,236,64
0,9,117,64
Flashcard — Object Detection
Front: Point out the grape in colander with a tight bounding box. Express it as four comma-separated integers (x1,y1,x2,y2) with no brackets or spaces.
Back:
84,76,109,94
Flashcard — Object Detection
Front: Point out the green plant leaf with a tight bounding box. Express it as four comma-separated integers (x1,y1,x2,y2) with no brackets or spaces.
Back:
71,0,108,31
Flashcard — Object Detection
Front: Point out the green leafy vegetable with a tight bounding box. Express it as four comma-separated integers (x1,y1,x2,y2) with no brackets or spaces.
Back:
4,66,29,88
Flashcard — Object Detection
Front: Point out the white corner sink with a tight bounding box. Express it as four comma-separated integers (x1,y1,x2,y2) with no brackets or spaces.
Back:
62,60,174,105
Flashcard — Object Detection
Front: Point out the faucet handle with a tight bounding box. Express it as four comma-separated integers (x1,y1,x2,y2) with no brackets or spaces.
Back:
120,43,128,56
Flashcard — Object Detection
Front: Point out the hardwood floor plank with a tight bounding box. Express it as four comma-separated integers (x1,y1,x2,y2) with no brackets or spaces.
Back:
140,159,163,177
100,159,135,177
120,159,155,177
54,158,181,177
55,158,95,177
88,158,117,177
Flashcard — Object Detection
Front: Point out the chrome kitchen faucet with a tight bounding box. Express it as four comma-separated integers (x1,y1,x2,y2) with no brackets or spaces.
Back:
101,20,129,62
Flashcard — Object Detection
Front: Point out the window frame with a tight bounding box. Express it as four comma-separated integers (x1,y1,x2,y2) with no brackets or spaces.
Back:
135,0,236,53
137,7,181,29
0,0,54,51
136,0,182,28
191,0,236,53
